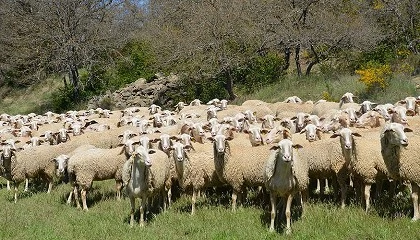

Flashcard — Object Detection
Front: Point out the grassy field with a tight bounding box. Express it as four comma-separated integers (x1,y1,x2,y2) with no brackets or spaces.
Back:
0,177,420,240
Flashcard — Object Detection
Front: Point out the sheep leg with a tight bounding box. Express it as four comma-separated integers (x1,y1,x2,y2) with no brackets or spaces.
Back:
167,188,172,208
162,189,168,212
337,174,347,208
14,182,19,203
364,183,371,212
6,180,11,191
67,188,74,205
269,193,277,232
139,197,146,227
232,190,239,212
411,183,419,221
324,179,330,193
73,186,81,209
315,179,321,194
81,188,88,211
129,197,135,227
191,189,197,215
285,194,294,235
24,178,29,192
47,181,53,193
115,180,122,201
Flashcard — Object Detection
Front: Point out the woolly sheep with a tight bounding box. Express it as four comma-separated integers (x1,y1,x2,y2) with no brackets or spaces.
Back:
296,128,361,208
379,123,420,220
66,145,131,210
212,133,274,211
349,130,389,212
170,141,223,214
1,144,63,202
264,139,308,234
122,145,170,226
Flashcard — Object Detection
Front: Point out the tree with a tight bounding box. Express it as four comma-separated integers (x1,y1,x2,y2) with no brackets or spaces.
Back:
0,0,140,100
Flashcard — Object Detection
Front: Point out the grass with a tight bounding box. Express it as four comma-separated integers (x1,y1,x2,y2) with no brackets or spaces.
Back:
1,178,420,240
0,76,64,115
232,74,419,105
0,73,418,115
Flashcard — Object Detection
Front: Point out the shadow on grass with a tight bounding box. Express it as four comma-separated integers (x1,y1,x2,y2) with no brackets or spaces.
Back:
259,194,304,234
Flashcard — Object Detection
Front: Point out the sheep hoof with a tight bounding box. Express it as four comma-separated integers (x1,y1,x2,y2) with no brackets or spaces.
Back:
268,227,275,233
411,217,419,222
285,228,292,235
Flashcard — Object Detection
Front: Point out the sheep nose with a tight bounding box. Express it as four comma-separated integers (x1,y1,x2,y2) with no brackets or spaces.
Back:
345,144,352,149
401,138,409,146
283,155,291,162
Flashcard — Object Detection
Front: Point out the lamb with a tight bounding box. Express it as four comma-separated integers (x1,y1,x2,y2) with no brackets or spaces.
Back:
264,139,308,234
66,144,132,210
122,145,170,226
170,141,223,214
379,122,420,220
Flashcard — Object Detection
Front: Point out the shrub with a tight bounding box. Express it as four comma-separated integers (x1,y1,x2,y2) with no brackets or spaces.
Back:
355,62,392,93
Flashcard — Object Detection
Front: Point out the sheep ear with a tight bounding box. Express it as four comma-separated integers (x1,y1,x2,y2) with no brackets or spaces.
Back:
207,137,215,142
352,132,362,137
226,136,234,141
260,129,269,134
330,133,340,138
292,144,303,149
148,149,156,154
270,145,280,151
404,127,413,132
299,129,307,134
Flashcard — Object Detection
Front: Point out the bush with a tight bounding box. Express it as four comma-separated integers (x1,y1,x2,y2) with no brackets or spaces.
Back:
355,62,392,93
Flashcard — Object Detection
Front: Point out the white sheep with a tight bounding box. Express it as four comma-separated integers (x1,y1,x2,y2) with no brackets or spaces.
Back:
296,128,361,208
122,145,170,226
212,133,273,211
66,144,131,210
170,141,223,214
1,144,62,202
265,139,308,234
380,122,420,220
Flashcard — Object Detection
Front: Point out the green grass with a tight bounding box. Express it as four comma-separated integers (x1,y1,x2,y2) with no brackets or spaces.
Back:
232,74,419,105
1,178,420,240
0,76,64,115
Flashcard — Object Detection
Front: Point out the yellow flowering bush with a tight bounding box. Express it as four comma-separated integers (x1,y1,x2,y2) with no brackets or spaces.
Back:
355,63,392,92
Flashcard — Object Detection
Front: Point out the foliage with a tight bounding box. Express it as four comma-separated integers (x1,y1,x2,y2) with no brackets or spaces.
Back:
234,53,286,94
113,41,157,87
355,62,392,93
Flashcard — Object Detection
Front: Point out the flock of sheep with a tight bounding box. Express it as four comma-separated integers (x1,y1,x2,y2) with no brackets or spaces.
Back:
1,92,420,234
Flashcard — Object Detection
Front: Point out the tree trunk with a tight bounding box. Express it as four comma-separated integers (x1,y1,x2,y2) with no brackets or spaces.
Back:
225,69,237,100
305,44,320,76
295,44,302,77
69,63,80,100
282,46,291,71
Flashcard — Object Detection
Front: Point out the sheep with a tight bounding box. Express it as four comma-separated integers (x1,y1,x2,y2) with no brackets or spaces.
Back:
296,128,361,208
359,101,378,114
311,101,340,118
66,145,131,210
170,141,223,214
373,104,393,121
284,96,303,103
395,96,420,116
339,92,356,108
349,129,390,212
122,145,170,226
212,133,274,211
379,122,420,220
354,111,385,129
1,144,62,203
264,139,308,234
